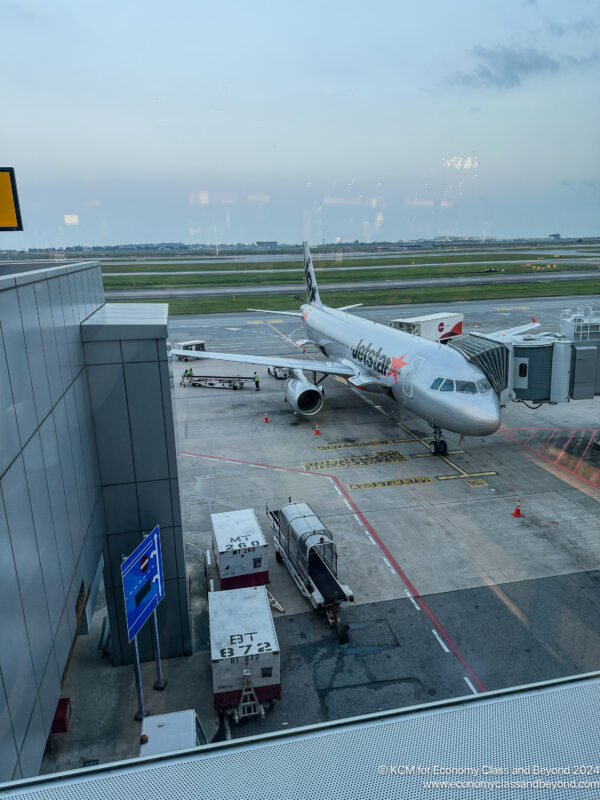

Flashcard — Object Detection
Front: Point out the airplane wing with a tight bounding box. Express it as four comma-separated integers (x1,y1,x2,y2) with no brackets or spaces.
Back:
169,348,356,376
246,308,304,317
488,317,541,338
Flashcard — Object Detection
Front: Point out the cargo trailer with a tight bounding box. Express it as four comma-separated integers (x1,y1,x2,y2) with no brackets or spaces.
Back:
209,586,280,722
390,312,463,342
211,508,269,590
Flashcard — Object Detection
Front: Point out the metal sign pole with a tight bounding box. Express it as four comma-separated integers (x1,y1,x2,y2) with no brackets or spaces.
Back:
151,609,167,690
132,635,149,721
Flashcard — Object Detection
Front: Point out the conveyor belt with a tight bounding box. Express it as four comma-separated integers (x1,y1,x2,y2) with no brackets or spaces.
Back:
309,551,345,605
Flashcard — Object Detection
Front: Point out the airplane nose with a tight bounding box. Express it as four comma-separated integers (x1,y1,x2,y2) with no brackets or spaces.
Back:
466,395,502,435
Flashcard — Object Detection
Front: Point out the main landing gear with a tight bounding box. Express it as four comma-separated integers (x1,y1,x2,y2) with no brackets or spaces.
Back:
430,426,448,456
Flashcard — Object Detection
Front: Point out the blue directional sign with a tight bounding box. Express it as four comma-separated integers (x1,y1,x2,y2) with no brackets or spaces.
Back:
121,525,165,643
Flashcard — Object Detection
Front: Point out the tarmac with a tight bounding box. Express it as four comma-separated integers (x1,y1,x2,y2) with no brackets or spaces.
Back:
40,296,600,773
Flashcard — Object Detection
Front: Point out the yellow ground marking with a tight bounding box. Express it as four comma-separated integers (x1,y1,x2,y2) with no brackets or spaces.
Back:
493,305,530,311
302,450,408,471
347,476,432,491
411,450,464,458
317,439,389,451
467,478,488,487
247,320,263,324
437,471,497,481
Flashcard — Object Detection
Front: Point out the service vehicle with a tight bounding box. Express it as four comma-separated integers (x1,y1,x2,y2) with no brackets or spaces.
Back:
173,340,206,361
139,710,207,757
389,312,463,343
209,586,280,722
210,508,269,589
267,501,353,633
267,365,290,379
186,374,252,390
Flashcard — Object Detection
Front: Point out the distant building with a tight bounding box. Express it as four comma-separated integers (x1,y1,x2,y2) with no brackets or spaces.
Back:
549,233,561,240
256,241,278,248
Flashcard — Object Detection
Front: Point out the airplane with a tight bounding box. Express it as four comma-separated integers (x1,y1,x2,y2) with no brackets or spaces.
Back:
170,242,535,455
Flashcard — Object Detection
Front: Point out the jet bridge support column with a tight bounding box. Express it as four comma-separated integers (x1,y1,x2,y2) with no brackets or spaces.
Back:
82,304,191,666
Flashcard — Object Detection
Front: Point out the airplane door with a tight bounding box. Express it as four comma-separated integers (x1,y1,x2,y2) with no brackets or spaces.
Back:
402,356,425,398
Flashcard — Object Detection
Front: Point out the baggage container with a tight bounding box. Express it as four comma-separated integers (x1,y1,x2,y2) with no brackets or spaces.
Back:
139,710,207,757
390,312,463,342
211,508,269,590
209,586,280,719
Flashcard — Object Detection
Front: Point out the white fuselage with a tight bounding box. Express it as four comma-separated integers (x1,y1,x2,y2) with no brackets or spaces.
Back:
302,304,501,436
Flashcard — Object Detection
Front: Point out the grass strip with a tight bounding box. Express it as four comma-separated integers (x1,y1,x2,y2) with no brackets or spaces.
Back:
110,279,600,315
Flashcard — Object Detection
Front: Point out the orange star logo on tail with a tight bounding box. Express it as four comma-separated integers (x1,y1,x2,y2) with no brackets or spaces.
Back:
387,353,408,383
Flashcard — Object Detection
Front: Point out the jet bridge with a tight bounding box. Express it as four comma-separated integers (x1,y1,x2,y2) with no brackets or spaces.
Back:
448,305,600,407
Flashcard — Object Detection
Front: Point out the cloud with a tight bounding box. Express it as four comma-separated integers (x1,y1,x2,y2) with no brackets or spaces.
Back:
545,16,597,37
450,46,559,89
449,45,598,90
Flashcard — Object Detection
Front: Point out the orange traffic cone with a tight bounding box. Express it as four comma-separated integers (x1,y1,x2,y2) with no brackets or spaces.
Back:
512,500,523,518
264,412,269,423
314,424,320,436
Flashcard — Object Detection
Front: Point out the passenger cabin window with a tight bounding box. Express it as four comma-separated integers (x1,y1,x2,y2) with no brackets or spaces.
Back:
440,379,455,392
456,380,477,394
430,378,443,390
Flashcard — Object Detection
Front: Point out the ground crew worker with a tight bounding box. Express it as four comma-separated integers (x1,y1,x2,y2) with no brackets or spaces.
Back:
254,371,260,391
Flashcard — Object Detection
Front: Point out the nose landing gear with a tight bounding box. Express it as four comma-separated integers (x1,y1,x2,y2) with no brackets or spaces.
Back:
430,426,448,456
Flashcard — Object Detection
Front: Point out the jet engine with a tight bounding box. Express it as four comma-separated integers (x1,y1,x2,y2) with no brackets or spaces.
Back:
284,373,324,416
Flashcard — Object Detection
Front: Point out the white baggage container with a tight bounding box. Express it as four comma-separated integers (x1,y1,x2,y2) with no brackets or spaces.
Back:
209,586,280,714
139,710,207,757
211,508,269,590
390,312,463,342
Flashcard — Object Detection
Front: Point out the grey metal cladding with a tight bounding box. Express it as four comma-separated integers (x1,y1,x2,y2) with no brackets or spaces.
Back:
121,339,159,362
52,397,84,552
18,283,52,424
124,362,169,482
0,674,18,787
47,277,71,393
0,492,37,751
0,324,20,477
0,287,37,445
39,414,76,577
1,456,53,685
86,364,135,485
37,650,61,733
18,700,47,779
33,280,62,407
22,433,66,629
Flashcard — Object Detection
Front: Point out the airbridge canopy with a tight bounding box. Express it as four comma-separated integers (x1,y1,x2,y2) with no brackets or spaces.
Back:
447,334,509,396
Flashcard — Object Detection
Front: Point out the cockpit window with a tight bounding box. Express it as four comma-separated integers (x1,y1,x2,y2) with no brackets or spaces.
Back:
456,380,477,394
430,377,443,390
477,378,492,393
440,379,454,392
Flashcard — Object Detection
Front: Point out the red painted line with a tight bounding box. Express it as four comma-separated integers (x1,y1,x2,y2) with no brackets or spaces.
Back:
523,430,538,445
554,430,576,465
574,430,598,474
180,449,488,693
541,428,558,451
496,431,600,490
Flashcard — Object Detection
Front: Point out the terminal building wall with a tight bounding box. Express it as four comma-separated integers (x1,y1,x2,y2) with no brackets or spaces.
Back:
0,263,107,781
0,263,191,782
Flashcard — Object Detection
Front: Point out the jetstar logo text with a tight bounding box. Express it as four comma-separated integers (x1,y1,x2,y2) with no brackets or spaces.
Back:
351,338,407,380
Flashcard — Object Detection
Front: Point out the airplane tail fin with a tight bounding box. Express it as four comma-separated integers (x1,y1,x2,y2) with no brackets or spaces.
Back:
303,241,323,307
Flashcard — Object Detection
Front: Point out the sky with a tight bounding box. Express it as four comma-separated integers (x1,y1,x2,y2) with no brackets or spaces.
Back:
1,0,599,248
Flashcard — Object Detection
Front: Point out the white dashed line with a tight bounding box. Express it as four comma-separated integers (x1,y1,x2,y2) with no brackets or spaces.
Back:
464,677,478,695
382,556,395,575
343,498,352,510
334,485,342,496
353,514,361,524
431,629,450,653
404,589,420,611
